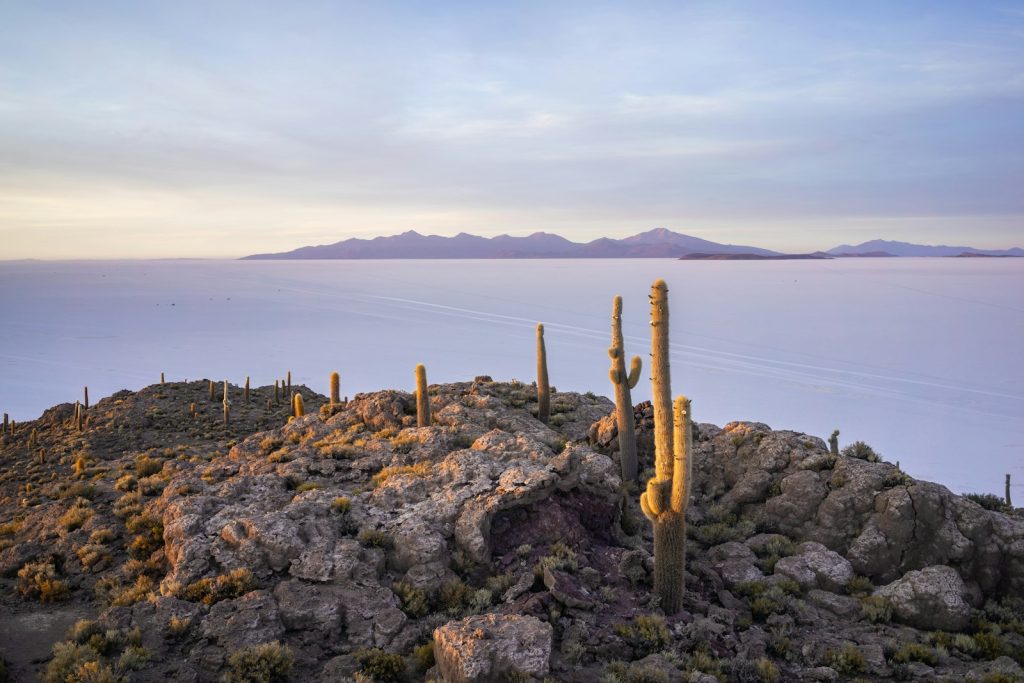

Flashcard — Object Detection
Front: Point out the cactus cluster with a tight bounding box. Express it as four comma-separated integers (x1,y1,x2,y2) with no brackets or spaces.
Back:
536,324,550,424
638,279,691,615
608,296,642,482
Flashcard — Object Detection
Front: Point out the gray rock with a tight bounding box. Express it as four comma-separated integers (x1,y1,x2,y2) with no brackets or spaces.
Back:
433,613,553,682
708,542,763,588
875,565,973,631
774,542,854,592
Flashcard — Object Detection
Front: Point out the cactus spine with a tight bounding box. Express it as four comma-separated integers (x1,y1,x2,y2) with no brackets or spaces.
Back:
330,371,341,406
222,381,230,425
639,279,690,615
536,323,550,424
415,364,430,427
293,392,305,418
84,386,89,410
244,376,250,403
608,295,642,481
1007,474,1013,508
829,429,840,456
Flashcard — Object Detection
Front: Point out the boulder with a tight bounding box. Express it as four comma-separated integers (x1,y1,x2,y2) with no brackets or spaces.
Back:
433,614,553,682
875,565,973,631
774,542,854,593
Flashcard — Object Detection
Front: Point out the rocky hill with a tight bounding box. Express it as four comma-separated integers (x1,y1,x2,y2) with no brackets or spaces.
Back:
1,379,1022,682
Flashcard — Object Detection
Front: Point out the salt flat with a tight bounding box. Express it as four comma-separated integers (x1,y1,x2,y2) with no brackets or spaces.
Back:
1,257,1020,495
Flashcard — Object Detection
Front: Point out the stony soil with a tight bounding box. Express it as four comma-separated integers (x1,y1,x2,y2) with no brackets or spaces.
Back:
0,377,1022,682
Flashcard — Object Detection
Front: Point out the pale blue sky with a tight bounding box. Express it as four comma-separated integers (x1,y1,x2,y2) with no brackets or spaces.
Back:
1,0,1022,257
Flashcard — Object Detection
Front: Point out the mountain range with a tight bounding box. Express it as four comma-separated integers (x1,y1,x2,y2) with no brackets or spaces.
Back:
241,229,1022,259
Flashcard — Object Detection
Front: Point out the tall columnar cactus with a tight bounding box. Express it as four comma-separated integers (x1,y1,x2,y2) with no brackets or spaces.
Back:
84,386,89,410
208,380,215,402
536,323,550,424
1008,474,1013,508
287,371,292,395
829,429,840,456
293,392,305,418
415,364,430,427
160,372,165,384
639,279,691,614
330,371,341,406
190,402,197,419
274,380,280,404
75,401,83,432
244,376,250,403
608,295,642,481
222,381,231,425
3,412,7,435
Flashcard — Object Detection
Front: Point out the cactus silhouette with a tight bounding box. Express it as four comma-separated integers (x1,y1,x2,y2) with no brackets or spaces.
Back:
274,380,280,404
293,392,305,418
608,295,642,481
639,279,691,614
2,412,7,435
829,429,840,456
415,364,430,427
160,372,165,384
208,380,215,402
244,376,250,403
84,386,89,410
330,371,341,406
222,381,231,425
536,323,550,424
287,371,291,395
1008,474,1013,508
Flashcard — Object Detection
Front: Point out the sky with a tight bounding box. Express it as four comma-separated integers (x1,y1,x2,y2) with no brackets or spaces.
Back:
1,0,1022,259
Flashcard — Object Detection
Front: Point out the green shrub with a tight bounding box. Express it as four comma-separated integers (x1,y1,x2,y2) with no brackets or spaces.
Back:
357,528,391,548
754,658,780,683
889,642,936,666
438,578,472,612
183,568,256,605
225,641,294,683
846,575,874,596
353,648,405,682
965,493,1007,511
860,595,893,623
614,614,670,658
59,503,93,531
412,640,435,672
841,441,880,462
393,580,430,618
330,497,351,514
826,642,866,675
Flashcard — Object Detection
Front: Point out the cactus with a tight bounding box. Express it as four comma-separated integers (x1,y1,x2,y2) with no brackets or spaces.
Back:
190,402,197,419
38,448,45,465
160,372,165,384
222,381,231,425
536,323,550,424
244,376,250,403
608,295,642,481
266,399,272,411
829,429,840,456
3,412,7,435
274,380,280,404
415,364,430,427
287,371,291,395
330,371,341,406
84,386,89,410
74,455,86,477
1008,474,1013,508
28,428,37,450
639,279,690,615
208,380,215,402
293,392,305,418
75,401,83,432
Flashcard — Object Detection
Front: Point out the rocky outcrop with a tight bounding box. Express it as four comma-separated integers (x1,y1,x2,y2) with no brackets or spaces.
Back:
432,614,553,682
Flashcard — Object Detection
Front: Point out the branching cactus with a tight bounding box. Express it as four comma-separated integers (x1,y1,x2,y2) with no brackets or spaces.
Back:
638,279,691,614
829,429,840,456
415,364,430,427
641,396,692,615
293,392,305,418
330,371,341,406
536,323,550,424
222,381,231,425
608,295,642,481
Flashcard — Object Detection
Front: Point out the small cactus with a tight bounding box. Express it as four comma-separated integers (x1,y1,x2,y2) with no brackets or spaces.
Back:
74,455,87,477
330,371,341,406
190,402,197,419
608,295,642,481
266,399,272,411
222,381,231,425
244,376,250,403
536,323,550,424
28,428,37,450
38,448,45,465
639,279,691,615
829,429,840,456
415,364,430,427
208,380,215,402
84,386,89,410
293,392,305,418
